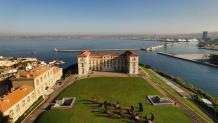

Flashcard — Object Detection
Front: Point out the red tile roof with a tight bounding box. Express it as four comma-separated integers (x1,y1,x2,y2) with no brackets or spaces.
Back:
128,53,138,57
16,66,51,78
53,67,62,74
0,86,33,112
79,51,91,57
90,53,127,57
78,51,138,57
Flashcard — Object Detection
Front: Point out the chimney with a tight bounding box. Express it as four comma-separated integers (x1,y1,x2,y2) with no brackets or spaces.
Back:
26,73,30,78
17,74,20,78
3,98,9,103
10,88,15,92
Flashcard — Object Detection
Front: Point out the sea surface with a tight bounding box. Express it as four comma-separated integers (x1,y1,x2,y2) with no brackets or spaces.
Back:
0,39,218,97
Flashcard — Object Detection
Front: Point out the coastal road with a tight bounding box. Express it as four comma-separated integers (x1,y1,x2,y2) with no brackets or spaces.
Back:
23,75,76,123
139,67,208,123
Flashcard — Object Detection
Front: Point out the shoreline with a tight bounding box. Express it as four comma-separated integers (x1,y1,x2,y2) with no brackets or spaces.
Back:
157,52,218,68
199,47,218,51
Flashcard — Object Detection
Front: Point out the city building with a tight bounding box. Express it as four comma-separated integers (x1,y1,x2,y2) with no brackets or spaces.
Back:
0,65,63,122
77,51,139,75
53,67,63,82
202,31,208,41
0,86,36,122
11,65,63,99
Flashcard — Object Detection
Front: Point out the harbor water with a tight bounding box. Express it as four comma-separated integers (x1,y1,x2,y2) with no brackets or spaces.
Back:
0,39,218,96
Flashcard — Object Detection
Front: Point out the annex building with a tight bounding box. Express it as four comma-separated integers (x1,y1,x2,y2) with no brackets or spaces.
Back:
78,51,139,75
0,65,63,122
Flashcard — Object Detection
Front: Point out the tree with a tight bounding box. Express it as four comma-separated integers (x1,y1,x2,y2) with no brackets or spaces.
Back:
0,112,9,123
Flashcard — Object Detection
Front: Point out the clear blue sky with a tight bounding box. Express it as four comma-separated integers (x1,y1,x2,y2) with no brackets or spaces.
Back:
0,0,218,35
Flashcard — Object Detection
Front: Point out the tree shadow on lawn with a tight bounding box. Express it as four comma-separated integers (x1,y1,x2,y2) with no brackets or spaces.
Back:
95,114,135,123
78,99,93,103
95,114,123,119
88,105,102,108
80,99,139,123
78,99,92,102
91,110,104,113
91,108,136,122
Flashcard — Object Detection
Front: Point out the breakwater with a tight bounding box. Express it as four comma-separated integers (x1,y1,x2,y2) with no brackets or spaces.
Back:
54,48,139,52
141,42,182,51
157,52,218,68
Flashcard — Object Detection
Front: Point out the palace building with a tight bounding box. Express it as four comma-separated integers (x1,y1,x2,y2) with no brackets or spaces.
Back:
77,51,139,75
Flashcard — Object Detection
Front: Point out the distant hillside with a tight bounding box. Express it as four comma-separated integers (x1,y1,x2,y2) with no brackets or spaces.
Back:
0,31,218,40
208,32,218,39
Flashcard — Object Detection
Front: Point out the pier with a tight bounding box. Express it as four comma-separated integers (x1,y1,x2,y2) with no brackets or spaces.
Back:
141,44,166,51
141,42,183,51
54,48,139,52
157,52,218,68
55,42,184,53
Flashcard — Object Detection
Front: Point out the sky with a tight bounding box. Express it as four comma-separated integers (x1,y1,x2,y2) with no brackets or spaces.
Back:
0,0,218,35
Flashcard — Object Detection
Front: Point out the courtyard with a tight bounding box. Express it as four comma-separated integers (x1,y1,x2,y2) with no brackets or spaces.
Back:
35,77,193,123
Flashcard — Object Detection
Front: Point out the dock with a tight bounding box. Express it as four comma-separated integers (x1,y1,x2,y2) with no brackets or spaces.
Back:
141,42,182,52
54,48,139,52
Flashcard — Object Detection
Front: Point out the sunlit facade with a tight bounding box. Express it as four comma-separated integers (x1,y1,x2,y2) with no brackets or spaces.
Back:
78,51,138,75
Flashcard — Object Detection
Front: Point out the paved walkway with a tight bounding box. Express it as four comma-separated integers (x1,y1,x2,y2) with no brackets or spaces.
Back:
23,75,76,123
90,71,130,77
23,70,208,123
139,68,207,123
149,70,190,98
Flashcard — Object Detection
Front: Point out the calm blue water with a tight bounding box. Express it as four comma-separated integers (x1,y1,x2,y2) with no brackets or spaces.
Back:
0,39,218,97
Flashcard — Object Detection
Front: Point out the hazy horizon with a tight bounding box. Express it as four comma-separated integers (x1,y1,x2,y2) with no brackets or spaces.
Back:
1,0,218,35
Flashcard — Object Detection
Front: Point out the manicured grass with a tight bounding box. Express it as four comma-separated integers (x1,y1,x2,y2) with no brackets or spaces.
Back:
140,67,213,123
36,77,193,123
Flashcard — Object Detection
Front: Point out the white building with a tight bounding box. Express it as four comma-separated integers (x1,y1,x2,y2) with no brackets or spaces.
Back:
0,86,36,122
11,65,63,99
0,60,17,67
0,65,63,122
78,51,139,75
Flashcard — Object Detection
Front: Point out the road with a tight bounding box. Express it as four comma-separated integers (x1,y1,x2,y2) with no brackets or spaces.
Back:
139,67,208,123
23,75,76,123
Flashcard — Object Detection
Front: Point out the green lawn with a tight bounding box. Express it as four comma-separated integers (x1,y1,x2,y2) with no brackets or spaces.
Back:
36,77,193,123
140,67,213,123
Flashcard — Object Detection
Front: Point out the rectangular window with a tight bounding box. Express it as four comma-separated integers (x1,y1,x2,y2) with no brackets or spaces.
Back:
22,100,25,107
27,96,30,103
36,79,39,86
32,93,35,99
9,110,13,116
16,104,20,113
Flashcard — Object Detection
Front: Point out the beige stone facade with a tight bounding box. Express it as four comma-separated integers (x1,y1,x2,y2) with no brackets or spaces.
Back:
0,65,63,122
78,51,138,75
11,66,63,99
0,86,35,122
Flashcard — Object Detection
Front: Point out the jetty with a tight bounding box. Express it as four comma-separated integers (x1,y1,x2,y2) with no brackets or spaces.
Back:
141,44,167,51
54,48,139,52
141,42,183,52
